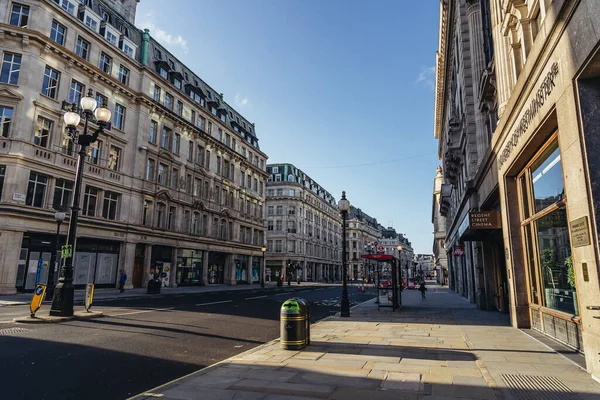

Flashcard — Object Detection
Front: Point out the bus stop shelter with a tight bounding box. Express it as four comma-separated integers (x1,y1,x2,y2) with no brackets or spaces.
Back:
360,254,401,311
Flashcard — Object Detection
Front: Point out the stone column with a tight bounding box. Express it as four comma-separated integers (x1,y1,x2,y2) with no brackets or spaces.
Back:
247,256,253,284
120,242,136,289
143,244,152,288
0,231,24,295
202,250,209,285
225,254,235,285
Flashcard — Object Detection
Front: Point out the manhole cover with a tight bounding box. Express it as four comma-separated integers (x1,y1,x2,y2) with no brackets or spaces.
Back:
501,374,578,400
0,327,32,336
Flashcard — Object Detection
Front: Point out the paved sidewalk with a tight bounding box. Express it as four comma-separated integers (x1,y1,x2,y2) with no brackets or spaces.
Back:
0,281,335,307
129,286,600,400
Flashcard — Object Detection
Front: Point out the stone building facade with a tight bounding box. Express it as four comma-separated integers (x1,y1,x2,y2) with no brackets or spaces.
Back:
264,163,341,282
432,166,448,284
0,0,268,294
346,206,380,281
435,0,506,314
488,0,600,379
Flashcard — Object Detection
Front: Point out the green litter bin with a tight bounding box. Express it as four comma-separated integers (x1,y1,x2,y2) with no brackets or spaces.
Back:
280,298,309,350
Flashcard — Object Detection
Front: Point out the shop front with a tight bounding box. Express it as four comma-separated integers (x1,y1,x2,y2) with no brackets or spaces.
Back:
16,232,65,292
207,252,226,284
495,25,600,378
266,261,282,281
234,255,249,283
176,249,204,286
251,259,260,283
151,245,173,287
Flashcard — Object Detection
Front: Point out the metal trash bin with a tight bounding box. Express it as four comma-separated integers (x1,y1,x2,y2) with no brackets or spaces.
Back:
280,298,309,350
147,279,161,294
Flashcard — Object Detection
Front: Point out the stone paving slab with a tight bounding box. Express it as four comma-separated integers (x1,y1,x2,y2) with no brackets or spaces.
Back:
129,287,600,400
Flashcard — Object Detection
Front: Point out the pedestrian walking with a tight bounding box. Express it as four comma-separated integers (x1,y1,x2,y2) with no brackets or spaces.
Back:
418,280,427,299
119,270,127,293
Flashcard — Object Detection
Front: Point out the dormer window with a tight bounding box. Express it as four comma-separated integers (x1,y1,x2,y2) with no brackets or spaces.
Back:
102,11,110,22
55,0,76,15
174,78,181,89
168,60,174,69
220,114,226,123
106,30,118,45
211,107,217,116
154,48,162,60
184,72,189,81
122,43,134,57
159,68,168,79
193,79,198,86
84,14,99,32
80,0,93,6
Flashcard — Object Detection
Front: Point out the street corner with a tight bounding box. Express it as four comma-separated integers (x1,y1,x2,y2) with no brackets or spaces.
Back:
13,310,104,324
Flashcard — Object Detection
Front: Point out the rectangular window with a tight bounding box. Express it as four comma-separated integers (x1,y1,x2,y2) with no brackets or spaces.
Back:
105,30,118,46
1,106,14,137
118,65,129,85
216,156,221,175
171,168,179,188
173,133,180,154
207,121,212,134
84,15,98,32
195,144,204,165
156,203,165,228
34,116,53,148
56,0,75,14
122,43,134,58
53,179,73,210
82,186,99,216
176,100,183,116
75,37,90,60
95,92,107,108
153,85,161,102
289,189,295,197
143,200,151,225
50,20,66,45
275,240,282,253
149,120,158,143
68,80,84,105
161,126,170,149
108,145,121,171
240,172,245,188
99,52,112,74
158,163,168,185
26,172,47,207
87,140,101,164
186,174,192,194
197,115,204,131
146,158,155,180
191,110,196,125
164,93,173,110
194,178,202,197
205,150,210,170
102,191,119,220
1,53,22,85
174,78,181,89
113,103,125,130
159,67,168,79
42,66,60,99
168,206,176,230
10,4,29,27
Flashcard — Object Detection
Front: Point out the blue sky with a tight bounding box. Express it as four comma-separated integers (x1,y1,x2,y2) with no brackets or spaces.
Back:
136,0,440,254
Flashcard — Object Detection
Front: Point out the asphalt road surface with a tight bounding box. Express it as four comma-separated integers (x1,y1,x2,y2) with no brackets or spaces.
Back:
0,284,376,400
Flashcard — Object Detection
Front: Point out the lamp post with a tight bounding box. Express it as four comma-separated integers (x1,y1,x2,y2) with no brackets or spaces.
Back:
338,191,350,317
49,89,111,317
261,246,266,288
396,245,404,308
46,211,66,298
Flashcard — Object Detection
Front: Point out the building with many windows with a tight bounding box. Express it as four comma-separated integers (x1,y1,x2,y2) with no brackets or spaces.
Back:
0,0,268,294
264,163,341,282
431,166,448,285
346,207,381,281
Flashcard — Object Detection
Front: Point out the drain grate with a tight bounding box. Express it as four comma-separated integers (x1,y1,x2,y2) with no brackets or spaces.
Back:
0,327,32,336
501,374,578,400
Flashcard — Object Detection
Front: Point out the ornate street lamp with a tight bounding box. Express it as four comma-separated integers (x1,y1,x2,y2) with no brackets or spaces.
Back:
49,89,111,317
261,246,267,288
338,191,350,317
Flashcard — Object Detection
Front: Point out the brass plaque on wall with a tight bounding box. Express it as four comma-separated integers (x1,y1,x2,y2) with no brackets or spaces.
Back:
570,216,591,248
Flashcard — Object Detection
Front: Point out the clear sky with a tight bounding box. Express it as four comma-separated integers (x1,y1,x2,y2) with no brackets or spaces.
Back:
136,0,440,254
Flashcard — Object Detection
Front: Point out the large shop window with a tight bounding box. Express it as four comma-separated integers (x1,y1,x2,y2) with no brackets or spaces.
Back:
519,139,577,316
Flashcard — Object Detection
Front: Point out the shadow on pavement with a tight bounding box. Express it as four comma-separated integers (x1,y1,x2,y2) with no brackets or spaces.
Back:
0,336,201,400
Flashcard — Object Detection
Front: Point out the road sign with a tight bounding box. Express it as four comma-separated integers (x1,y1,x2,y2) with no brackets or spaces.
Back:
30,284,46,317
61,244,73,259
453,246,465,257
373,241,379,246
377,246,384,252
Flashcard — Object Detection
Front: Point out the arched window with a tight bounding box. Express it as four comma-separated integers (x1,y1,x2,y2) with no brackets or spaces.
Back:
288,174,294,182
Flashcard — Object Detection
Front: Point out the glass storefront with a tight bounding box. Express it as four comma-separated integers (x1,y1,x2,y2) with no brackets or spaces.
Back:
235,258,248,283
519,139,578,316
252,260,260,283
177,249,203,286
207,252,226,284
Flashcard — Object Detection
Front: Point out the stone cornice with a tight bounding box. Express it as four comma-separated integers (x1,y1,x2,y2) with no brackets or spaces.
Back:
434,0,451,143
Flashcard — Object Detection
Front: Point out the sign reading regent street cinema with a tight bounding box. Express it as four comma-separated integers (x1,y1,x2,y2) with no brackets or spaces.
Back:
498,62,559,169
469,211,501,229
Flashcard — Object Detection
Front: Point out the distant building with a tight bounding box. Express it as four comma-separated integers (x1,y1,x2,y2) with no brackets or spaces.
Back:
431,166,447,284
265,164,341,282
346,207,380,280
415,254,435,279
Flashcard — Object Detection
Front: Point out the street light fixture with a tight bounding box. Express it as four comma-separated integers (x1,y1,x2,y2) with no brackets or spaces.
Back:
261,246,267,288
49,89,111,317
338,191,350,317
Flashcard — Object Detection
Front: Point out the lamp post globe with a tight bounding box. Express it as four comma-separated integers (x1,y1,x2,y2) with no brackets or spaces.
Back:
338,191,350,317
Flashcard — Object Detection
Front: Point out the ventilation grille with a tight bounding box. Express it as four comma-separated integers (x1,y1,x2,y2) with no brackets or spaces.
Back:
501,374,578,400
0,327,32,336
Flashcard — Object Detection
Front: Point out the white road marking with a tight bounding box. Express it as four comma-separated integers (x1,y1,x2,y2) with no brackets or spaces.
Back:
195,300,233,306
245,295,267,300
108,307,175,317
